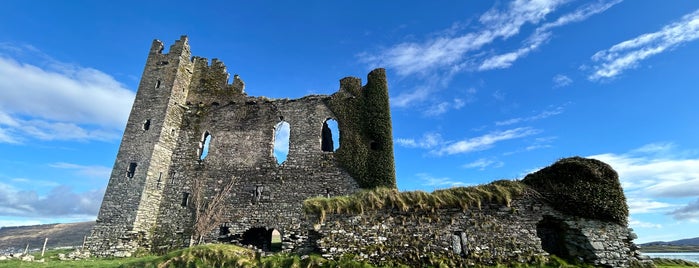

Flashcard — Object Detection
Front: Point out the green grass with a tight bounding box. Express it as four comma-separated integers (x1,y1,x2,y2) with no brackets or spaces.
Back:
653,258,699,267
4,245,698,268
304,180,526,222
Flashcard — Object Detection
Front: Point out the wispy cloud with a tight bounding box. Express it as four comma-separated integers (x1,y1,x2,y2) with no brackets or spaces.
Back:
478,0,622,70
364,0,588,107
415,173,468,189
49,162,112,179
434,127,540,156
589,8,699,80
552,74,573,88
463,158,504,170
395,132,443,149
0,44,135,143
495,105,565,126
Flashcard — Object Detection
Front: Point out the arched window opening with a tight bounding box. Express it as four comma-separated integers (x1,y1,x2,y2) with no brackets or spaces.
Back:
198,132,212,160
142,119,151,131
241,227,282,252
321,119,340,152
270,229,282,251
273,121,290,165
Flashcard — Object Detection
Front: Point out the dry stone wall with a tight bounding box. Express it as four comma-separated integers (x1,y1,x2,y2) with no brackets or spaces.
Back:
310,193,649,267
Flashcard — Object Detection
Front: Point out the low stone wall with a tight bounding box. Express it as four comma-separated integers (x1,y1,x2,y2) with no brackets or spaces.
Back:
308,194,650,267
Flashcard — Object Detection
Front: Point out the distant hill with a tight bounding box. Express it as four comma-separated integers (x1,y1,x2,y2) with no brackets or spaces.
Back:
640,237,699,252
642,237,699,246
0,221,94,252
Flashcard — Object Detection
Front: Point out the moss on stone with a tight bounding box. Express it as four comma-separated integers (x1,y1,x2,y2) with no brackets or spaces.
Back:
522,156,628,225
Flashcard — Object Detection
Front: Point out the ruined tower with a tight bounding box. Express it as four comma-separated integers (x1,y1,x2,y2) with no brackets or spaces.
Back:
87,36,396,256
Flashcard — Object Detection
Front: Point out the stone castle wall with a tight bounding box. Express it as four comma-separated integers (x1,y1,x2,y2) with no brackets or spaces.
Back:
87,36,395,257
310,193,647,267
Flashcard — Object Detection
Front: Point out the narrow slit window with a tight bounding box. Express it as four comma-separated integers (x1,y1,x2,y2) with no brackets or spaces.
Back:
156,172,162,189
321,119,339,152
126,162,137,178
143,119,151,131
273,121,290,165
155,79,161,89
181,192,190,207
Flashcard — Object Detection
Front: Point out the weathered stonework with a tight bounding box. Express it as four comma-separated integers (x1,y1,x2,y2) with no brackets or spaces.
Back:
310,193,649,267
87,36,649,267
86,36,395,257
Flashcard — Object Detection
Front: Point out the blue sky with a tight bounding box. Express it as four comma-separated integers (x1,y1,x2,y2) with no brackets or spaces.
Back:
1,1,698,244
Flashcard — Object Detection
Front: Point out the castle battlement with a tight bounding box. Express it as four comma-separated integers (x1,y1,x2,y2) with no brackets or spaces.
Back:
87,36,395,257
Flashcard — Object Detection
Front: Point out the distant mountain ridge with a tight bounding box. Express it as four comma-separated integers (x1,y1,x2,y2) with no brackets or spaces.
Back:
641,237,699,246
0,221,94,253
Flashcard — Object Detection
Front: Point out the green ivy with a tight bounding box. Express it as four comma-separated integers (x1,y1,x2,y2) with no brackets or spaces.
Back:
522,157,629,225
328,69,396,189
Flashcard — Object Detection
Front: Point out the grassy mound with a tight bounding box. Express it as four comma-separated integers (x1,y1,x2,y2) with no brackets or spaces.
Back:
522,157,628,225
304,180,527,222
122,244,257,268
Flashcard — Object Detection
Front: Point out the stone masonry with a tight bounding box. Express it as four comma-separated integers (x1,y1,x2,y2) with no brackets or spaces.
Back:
86,36,395,257
87,36,649,267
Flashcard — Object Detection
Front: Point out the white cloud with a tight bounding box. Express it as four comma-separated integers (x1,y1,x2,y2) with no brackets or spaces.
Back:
49,162,112,179
478,0,622,71
589,8,699,80
395,132,443,149
0,45,135,143
0,182,104,218
423,98,468,116
629,218,662,229
552,74,573,88
588,143,699,221
495,105,565,126
363,1,549,75
590,152,699,198
463,158,504,170
669,198,699,220
626,197,675,214
434,127,540,156
415,173,468,188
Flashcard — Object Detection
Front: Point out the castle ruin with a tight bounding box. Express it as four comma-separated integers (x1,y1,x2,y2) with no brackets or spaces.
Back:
87,36,650,267
87,36,394,256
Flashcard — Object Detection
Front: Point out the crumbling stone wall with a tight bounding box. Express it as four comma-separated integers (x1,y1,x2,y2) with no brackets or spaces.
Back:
87,36,396,256
310,194,648,268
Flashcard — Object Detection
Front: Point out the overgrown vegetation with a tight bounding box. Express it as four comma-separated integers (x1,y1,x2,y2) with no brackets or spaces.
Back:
328,69,396,189
304,180,527,222
522,156,629,224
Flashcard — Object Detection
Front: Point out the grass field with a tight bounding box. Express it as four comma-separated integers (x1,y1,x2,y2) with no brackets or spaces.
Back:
1,245,698,268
